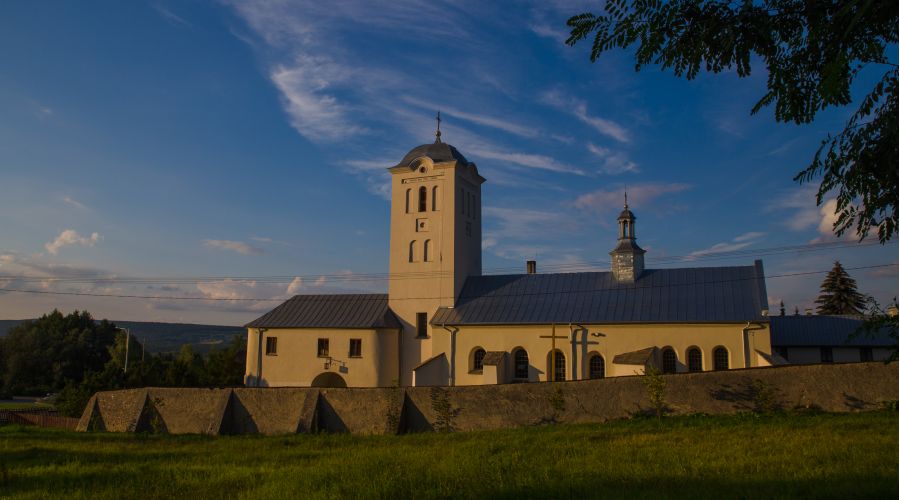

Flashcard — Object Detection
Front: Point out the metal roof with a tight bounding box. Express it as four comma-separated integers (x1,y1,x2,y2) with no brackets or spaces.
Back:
431,261,769,326
770,315,898,347
245,294,400,329
392,142,469,169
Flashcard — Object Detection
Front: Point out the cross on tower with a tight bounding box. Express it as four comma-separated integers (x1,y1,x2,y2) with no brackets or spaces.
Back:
435,111,442,143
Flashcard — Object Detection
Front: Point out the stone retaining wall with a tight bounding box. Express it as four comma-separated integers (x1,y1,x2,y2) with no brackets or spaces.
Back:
78,362,898,435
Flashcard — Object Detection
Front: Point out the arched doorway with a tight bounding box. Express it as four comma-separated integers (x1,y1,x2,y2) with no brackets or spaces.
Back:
311,372,347,388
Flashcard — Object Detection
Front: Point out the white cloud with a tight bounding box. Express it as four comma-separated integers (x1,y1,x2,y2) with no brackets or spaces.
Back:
541,89,630,143
45,229,101,255
586,142,640,174
270,59,363,142
286,277,304,295
467,147,586,176
62,196,87,210
203,239,263,256
152,3,190,27
574,183,690,213
403,97,541,138
687,231,765,259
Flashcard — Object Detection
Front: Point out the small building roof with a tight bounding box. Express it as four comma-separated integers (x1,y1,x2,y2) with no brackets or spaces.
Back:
613,347,656,365
770,315,898,347
245,294,400,329
431,261,769,326
482,351,506,366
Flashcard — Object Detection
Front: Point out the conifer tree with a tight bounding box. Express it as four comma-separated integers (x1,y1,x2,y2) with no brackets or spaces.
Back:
779,301,785,316
814,261,867,315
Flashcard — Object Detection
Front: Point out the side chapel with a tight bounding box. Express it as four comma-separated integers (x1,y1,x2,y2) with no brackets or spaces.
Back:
244,128,776,388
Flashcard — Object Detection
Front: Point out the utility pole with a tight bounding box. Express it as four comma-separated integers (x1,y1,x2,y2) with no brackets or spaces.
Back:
117,327,131,374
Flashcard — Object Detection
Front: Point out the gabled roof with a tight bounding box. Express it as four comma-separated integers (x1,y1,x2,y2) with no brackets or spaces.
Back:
245,294,400,329
770,315,898,347
431,261,769,326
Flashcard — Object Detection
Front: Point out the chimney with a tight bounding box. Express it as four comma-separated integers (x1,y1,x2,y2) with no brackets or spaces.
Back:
526,260,536,274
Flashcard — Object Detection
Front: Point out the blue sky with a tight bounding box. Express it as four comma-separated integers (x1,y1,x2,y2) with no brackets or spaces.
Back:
0,1,896,325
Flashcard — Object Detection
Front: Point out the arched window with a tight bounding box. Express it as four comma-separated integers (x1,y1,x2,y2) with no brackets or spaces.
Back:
548,350,566,381
662,347,677,374
513,348,529,380
687,347,703,372
423,239,432,262
713,347,729,370
589,354,605,379
405,188,411,213
408,240,416,262
472,348,486,372
432,186,439,211
418,186,427,212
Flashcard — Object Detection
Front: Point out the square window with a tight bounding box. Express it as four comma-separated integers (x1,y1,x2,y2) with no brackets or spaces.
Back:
265,337,277,356
318,338,329,357
860,347,873,362
349,338,362,357
820,347,833,363
416,312,428,338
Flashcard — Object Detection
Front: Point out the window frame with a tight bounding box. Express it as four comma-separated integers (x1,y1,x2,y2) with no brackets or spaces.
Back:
471,347,486,373
349,338,362,358
416,312,428,338
661,347,677,374
418,186,427,212
713,347,729,370
820,347,834,363
265,336,277,356
317,338,329,358
513,348,529,380
588,354,605,379
687,347,702,372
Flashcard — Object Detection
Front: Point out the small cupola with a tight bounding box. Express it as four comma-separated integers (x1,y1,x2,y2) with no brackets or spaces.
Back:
609,194,645,283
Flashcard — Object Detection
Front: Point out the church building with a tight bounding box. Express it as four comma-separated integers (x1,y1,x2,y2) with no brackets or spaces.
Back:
244,129,776,388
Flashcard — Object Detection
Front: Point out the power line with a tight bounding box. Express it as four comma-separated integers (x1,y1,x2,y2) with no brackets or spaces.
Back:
0,263,894,303
0,239,881,285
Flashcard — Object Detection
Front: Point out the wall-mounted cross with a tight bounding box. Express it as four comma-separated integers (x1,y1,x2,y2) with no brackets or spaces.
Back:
540,324,568,382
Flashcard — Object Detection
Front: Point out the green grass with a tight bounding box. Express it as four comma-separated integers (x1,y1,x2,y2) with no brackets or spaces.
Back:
1,411,897,499
0,402,54,410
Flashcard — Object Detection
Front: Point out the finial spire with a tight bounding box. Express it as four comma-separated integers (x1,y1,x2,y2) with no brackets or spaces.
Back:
624,188,628,209
435,111,442,143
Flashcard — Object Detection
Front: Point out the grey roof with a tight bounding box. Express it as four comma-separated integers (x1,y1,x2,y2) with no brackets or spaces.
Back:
610,239,645,254
245,294,400,329
613,347,656,365
393,142,470,169
770,315,898,347
618,208,635,220
431,261,769,326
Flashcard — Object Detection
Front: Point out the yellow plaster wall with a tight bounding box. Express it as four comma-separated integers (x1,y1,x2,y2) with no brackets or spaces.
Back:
244,328,399,388
448,322,772,386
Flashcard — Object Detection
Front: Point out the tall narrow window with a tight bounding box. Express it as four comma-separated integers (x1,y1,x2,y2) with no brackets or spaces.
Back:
405,188,411,213
349,338,362,358
423,239,432,262
432,186,439,211
317,338,329,357
418,186,427,212
687,347,702,372
265,337,277,356
713,347,729,370
408,240,416,262
513,349,529,380
662,347,677,374
416,312,427,338
472,348,486,372
549,350,566,381
589,354,605,379
820,347,833,363
623,221,629,238
472,194,477,220
460,188,464,214
860,347,873,362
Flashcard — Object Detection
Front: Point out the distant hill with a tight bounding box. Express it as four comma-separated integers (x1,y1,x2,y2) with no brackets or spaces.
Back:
0,319,244,355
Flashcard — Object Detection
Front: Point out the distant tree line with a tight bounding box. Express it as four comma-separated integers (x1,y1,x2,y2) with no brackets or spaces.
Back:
0,309,246,417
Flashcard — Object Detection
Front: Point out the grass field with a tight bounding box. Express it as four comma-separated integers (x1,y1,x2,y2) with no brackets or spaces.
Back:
0,403,54,411
1,411,897,499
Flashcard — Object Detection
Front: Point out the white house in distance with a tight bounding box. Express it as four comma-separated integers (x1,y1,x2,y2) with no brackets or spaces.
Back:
244,129,779,388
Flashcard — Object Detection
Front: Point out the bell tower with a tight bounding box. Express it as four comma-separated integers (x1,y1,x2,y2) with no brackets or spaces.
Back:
609,194,645,283
386,116,485,385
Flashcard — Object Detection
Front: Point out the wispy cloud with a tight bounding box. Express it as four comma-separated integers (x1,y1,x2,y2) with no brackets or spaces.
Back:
467,146,586,176
541,89,630,143
687,231,765,259
404,97,540,138
152,3,190,27
574,183,690,214
203,239,263,256
45,229,101,255
62,196,87,210
586,142,639,174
